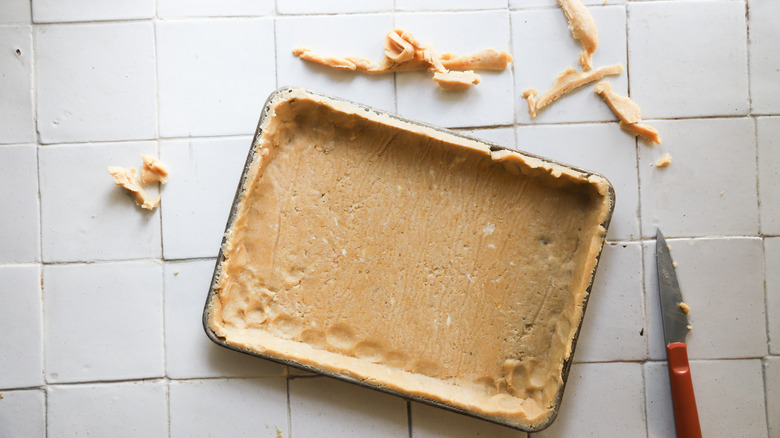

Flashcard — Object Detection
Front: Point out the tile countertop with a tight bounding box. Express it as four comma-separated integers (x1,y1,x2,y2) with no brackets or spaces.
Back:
0,0,778,437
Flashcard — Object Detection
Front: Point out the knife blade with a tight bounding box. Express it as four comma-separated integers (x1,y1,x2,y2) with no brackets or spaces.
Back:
656,229,702,438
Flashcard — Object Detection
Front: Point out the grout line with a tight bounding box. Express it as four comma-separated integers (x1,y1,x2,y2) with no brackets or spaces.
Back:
744,0,752,115
640,359,649,438
624,1,630,98
762,358,771,437
407,400,413,438
286,377,292,438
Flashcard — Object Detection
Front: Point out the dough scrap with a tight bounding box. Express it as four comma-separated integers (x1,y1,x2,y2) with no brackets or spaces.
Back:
141,154,169,184
619,121,662,144
558,0,599,71
292,29,512,90
107,166,161,210
593,81,641,124
655,153,672,167
522,64,623,118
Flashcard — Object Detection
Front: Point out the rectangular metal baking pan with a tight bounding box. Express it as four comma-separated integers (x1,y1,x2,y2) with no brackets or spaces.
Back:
203,87,614,432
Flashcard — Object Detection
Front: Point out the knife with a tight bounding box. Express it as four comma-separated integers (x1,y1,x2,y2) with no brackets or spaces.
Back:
656,229,702,438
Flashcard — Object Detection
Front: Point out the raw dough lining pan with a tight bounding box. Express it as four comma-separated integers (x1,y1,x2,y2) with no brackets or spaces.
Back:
203,87,614,432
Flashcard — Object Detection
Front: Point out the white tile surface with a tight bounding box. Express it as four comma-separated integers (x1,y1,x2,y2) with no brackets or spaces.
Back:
398,0,507,11
758,117,780,235
47,381,167,437
169,378,288,437
766,237,780,355
638,118,758,238
32,0,152,23
160,137,250,259
35,22,156,143
574,242,646,362
290,377,408,438
0,145,39,263
276,14,396,113
534,363,645,437
43,261,164,383
516,122,639,241
39,142,161,262
748,0,780,115
396,11,514,128
157,0,273,18
410,402,526,437
766,357,780,438
644,237,767,360
0,0,31,23
0,389,45,438
645,360,767,438
457,127,516,149
0,26,34,144
164,260,284,378
278,0,392,14
627,1,749,119
0,265,43,389
156,18,275,138
512,6,627,124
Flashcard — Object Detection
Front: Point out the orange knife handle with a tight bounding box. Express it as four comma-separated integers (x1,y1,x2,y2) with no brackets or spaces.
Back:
666,342,702,438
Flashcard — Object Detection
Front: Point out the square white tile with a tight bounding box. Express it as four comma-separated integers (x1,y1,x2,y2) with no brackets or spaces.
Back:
516,122,639,241
0,265,43,389
275,14,396,113
157,0,273,18
0,145,39,263
278,0,393,14
396,11,514,128
160,137,250,259
766,357,780,438
0,389,45,438
638,118,758,238
169,378,288,437
43,261,164,383
35,22,156,143
766,237,780,355
758,117,780,236
410,402,526,437
0,26,34,144
47,381,167,437
748,0,780,115
644,237,767,361
39,142,161,262
456,127,516,149
511,6,627,124
398,0,507,11
290,377,408,438
645,360,767,438
573,242,646,362
156,18,275,138
164,260,284,378
534,363,645,437
0,0,31,23
32,0,153,22
627,1,749,119
510,0,625,8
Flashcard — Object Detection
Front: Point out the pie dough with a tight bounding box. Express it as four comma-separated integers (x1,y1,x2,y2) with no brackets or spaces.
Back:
206,89,613,430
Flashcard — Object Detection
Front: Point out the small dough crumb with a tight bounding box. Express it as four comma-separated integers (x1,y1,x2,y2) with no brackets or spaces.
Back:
292,29,512,90
679,302,690,314
107,166,160,210
523,64,623,118
672,261,678,268
141,154,169,184
619,121,662,144
0,392,4,399
655,153,672,167
173,270,179,276
557,0,599,71
687,325,692,330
